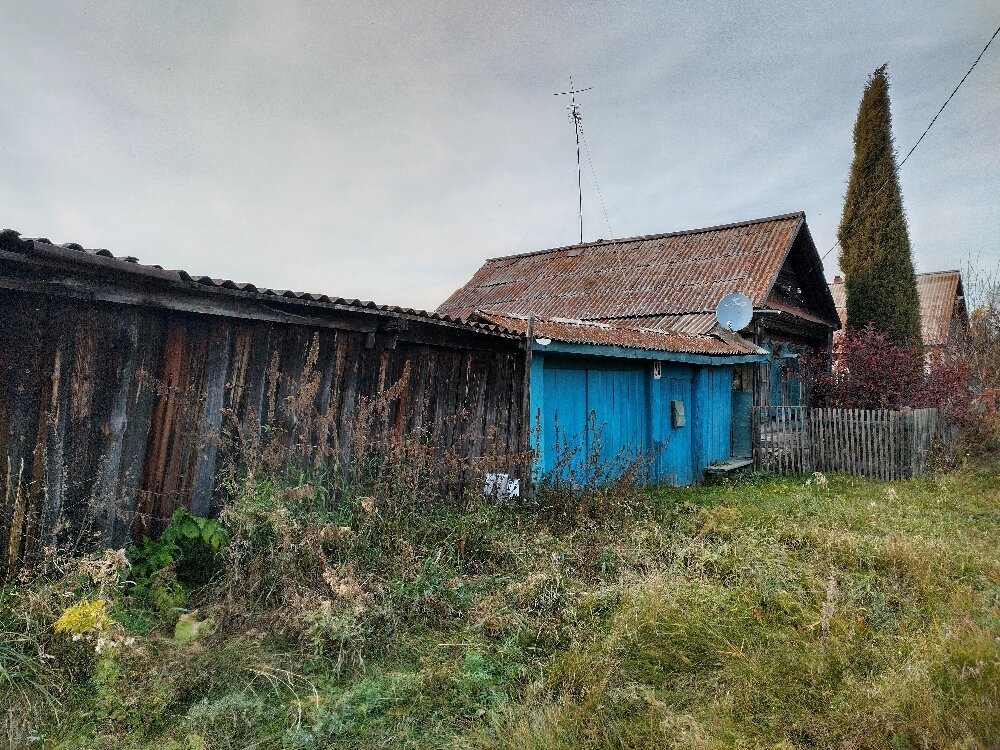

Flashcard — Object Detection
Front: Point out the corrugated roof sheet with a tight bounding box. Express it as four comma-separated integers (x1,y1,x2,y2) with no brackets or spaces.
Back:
916,271,964,346
438,212,811,321
0,229,517,338
605,312,720,335
828,271,965,347
475,311,766,356
829,278,846,328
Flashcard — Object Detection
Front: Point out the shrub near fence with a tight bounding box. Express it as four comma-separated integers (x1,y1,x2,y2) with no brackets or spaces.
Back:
755,406,942,480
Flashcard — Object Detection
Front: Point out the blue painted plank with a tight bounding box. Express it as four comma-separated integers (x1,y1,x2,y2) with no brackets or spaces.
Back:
528,353,546,467
534,341,766,365
656,374,693,485
542,366,589,480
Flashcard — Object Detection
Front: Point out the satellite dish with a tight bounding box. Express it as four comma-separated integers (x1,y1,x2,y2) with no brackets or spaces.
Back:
715,292,753,332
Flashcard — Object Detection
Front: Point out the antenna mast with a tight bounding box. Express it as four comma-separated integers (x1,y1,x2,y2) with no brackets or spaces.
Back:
554,78,592,244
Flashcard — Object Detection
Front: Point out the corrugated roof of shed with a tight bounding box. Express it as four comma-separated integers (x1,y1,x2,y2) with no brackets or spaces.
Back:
0,229,517,338
438,212,813,321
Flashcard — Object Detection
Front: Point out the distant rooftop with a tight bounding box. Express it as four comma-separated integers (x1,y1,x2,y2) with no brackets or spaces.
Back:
828,270,966,347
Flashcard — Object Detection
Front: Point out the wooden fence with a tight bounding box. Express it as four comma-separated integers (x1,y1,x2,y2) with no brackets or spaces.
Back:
754,406,942,480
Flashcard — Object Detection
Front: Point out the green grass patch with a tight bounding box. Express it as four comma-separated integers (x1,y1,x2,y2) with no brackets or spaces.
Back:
3,466,998,749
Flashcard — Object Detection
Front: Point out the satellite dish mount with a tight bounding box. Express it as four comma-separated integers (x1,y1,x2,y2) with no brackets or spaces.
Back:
715,292,753,332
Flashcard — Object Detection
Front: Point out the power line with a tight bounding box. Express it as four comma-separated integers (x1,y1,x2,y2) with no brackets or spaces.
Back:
820,23,1000,263
899,24,1000,172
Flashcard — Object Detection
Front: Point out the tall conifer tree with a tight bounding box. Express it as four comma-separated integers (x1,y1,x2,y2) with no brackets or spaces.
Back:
838,65,922,346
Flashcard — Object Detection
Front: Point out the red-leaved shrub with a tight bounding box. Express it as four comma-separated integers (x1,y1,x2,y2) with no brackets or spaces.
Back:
805,324,972,420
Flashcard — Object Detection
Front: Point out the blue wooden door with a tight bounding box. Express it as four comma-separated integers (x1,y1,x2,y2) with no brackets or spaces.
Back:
542,367,589,480
542,362,648,483
588,368,647,477
731,390,753,458
657,374,693,485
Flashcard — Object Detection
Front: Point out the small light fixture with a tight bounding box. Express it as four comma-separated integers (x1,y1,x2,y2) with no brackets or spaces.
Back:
534,337,552,346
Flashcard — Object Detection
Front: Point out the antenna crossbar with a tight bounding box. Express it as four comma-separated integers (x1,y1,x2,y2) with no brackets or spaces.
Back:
553,77,591,244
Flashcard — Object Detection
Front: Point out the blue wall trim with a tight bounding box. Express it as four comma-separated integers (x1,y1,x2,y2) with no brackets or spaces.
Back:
531,340,766,365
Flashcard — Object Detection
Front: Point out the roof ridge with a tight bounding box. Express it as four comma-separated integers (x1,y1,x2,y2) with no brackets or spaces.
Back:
485,211,805,262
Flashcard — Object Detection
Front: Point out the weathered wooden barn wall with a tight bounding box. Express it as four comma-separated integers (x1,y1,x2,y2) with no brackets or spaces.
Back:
0,233,526,577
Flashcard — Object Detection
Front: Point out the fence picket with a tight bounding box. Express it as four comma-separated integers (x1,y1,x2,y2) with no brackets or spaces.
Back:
831,409,838,474
876,410,882,477
858,409,865,475
878,410,886,481
815,408,824,472
754,406,940,481
865,409,873,477
848,409,856,476
832,408,839,473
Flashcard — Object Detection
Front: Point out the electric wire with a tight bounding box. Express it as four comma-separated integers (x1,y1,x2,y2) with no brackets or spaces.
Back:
819,23,1000,263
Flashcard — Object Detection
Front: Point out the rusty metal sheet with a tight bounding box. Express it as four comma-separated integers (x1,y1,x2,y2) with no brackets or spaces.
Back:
916,271,964,346
438,213,805,321
829,271,965,347
477,312,764,356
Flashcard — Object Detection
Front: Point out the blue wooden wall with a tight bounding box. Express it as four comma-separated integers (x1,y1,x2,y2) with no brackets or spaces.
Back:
539,359,648,482
531,353,738,486
761,340,810,407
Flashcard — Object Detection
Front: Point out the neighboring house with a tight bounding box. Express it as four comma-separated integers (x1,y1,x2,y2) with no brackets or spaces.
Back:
439,212,840,483
829,270,968,363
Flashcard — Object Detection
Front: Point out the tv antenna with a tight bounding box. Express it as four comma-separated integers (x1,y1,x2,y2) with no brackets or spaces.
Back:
553,78,592,244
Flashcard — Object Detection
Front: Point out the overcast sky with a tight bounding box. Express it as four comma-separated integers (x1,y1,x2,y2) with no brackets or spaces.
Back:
2,1,998,310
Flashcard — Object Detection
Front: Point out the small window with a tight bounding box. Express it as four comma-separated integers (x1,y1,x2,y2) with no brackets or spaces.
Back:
671,400,686,427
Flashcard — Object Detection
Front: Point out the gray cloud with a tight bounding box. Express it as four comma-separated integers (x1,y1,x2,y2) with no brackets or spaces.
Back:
2,0,997,310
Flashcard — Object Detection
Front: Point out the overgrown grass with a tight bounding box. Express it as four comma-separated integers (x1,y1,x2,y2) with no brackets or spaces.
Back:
3,464,999,749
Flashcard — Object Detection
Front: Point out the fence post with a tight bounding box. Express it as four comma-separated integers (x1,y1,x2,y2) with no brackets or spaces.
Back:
752,406,761,471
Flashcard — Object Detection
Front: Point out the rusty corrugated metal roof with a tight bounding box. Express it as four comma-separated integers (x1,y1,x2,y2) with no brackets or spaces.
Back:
917,271,964,346
0,229,517,339
829,277,846,328
606,312,719,335
476,311,765,356
438,212,814,321
828,271,965,347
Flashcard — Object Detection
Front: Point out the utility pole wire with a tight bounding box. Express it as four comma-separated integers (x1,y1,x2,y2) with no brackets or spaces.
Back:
898,24,1000,172
579,124,613,239
820,23,1000,262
